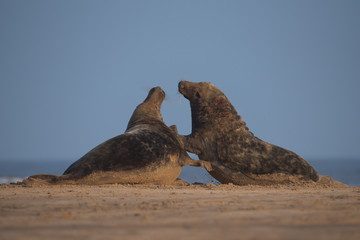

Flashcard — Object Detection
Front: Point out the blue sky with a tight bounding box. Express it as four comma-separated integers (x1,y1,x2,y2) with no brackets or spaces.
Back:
1,0,359,162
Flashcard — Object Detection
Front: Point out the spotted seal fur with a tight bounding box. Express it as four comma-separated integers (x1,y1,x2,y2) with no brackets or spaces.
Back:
24,87,212,185
177,80,319,185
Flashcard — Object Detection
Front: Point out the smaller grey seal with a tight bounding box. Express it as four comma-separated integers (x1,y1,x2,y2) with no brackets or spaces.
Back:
178,80,319,185
24,87,212,185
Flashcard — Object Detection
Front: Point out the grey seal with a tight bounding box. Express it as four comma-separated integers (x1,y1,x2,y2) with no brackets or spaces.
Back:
24,87,212,185
178,80,319,185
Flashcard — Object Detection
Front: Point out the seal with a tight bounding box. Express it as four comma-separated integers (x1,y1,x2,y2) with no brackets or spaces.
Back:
24,87,212,185
178,80,319,185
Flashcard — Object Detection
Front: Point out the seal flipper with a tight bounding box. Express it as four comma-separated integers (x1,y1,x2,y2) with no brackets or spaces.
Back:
180,155,259,185
169,125,178,134
179,155,213,172
207,163,259,185
179,135,203,155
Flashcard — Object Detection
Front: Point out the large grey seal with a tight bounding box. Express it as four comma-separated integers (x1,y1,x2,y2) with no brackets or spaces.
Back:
24,87,212,185
177,80,319,185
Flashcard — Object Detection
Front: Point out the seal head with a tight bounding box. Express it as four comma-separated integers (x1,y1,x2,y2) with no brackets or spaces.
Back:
179,81,240,131
126,87,165,130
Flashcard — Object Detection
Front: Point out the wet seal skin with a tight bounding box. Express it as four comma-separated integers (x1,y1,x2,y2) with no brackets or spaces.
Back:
23,87,212,185
178,80,319,185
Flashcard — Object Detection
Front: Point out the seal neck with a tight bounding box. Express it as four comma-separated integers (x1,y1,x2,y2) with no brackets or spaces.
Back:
126,103,163,131
190,100,247,133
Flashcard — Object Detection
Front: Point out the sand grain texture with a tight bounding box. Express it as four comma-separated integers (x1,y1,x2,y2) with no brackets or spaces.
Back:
1,176,359,240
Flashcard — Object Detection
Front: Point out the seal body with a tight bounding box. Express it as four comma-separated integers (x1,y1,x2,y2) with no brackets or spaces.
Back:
178,80,319,185
25,87,211,185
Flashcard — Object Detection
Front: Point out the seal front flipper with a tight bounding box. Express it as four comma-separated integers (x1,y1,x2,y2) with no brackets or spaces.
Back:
207,163,258,185
178,134,203,155
169,125,178,134
169,125,203,155
181,157,213,172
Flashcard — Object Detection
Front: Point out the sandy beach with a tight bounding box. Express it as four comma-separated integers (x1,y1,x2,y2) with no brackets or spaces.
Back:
1,177,359,240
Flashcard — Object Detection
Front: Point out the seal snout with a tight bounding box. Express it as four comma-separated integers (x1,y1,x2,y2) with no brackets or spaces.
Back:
144,86,165,104
178,81,187,95
153,86,165,98
151,86,164,94
155,87,165,103
178,81,185,89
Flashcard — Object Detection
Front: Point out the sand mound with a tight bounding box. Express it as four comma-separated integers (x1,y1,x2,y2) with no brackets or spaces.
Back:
5,173,348,190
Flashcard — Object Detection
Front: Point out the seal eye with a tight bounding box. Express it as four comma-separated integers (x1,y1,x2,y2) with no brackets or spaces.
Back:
196,92,201,98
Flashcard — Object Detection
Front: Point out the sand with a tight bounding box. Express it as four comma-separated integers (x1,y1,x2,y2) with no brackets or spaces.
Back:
1,176,359,240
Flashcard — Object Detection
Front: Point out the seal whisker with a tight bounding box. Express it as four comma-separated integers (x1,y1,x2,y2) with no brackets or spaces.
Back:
164,94,172,103
140,86,152,92
176,92,183,104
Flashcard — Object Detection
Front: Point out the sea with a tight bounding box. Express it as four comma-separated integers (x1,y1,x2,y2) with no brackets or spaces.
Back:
0,159,359,186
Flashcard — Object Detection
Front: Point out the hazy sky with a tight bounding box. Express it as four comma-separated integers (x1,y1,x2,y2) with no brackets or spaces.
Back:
1,0,359,162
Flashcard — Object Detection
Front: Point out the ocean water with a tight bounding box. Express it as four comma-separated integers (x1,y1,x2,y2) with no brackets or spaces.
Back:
0,159,359,186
